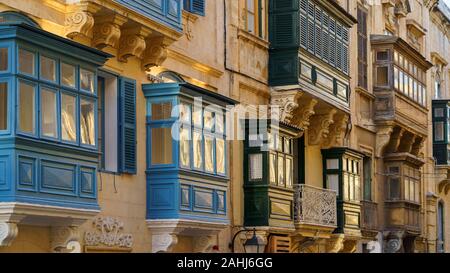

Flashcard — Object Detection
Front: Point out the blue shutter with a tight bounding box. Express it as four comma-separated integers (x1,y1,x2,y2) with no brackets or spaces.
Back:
119,77,137,174
185,0,205,16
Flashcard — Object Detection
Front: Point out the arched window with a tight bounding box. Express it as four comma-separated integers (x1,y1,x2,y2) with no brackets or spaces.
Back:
0,11,40,28
438,201,445,253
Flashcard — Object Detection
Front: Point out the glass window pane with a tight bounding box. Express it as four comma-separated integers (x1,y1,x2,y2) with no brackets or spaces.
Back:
327,174,339,196
216,138,225,174
0,48,8,71
247,13,255,33
80,98,95,145
389,178,400,200
205,135,214,172
152,102,172,120
18,81,35,134
284,138,291,154
394,67,399,90
327,158,339,170
337,83,347,99
216,112,224,134
19,49,35,75
404,177,410,201
204,111,214,131
179,103,191,123
349,175,354,200
61,93,77,142
40,56,56,82
0,82,7,130
286,157,293,187
151,127,173,165
41,88,57,138
179,126,190,168
249,153,263,180
435,122,444,141
343,173,349,200
193,131,203,169
414,181,419,203
193,107,202,126
80,69,94,93
61,63,76,88
355,176,360,201
269,153,277,184
278,155,285,186
409,180,415,202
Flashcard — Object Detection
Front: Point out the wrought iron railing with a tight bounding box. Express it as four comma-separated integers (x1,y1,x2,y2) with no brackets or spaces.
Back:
294,184,337,227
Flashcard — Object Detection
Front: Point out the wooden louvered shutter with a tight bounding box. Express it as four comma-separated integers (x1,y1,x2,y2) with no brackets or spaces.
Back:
299,0,308,49
185,0,205,16
357,7,368,89
119,77,137,174
268,236,291,253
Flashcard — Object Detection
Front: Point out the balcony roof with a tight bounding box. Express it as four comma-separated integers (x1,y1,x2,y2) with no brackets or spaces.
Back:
315,0,358,27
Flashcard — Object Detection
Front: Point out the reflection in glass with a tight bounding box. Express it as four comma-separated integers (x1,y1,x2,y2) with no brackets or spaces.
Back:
61,63,76,87
205,135,214,172
179,103,191,123
80,98,95,145
327,174,339,196
19,81,35,134
180,126,190,167
41,88,57,138
269,153,276,184
0,48,8,71
19,49,35,75
151,127,173,165
0,83,7,130
278,155,284,186
193,131,203,169
204,111,214,130
249,153,263,180
61,93,77,142
80,69,94,93
40,56,56,82
286,157,293,187
216,138,225,174
152,102,172,120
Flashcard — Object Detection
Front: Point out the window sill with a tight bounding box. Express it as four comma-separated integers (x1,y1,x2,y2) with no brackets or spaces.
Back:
237,29,269,50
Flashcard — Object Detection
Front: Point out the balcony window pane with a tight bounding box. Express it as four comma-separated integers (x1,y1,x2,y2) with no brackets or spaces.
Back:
249,153,263,180
284,138,291,154
61,93,77,142
414,182,419,203
61,63,76,88
193,131,203,169
80,98,95,146
80,69,94,93
193,107,202,126
399,71,404,92
337,83,347,99
204,111,214,131
389,178,400,200
404,177,410,200
205,135,214,172
355,176,360,201
404,75,410,96
278,154,285,186
216,138,225,174
327,158,339,170
349,175,354,200
394,51,399,63
286,157,293,188
435,108,444,118
216,112,224,134
343,173,349,200
152,102,172,121
376,51,389,61
40,56,56,82
151,127,173,165
41,88,57,138
18,81,35,134
269,153,277,184
19,49,35,75
0,48,8,71
327,174,339,196
179,126,190,168
409,180,415,202
376,66,388,86
179,103,191,123
394,67,399,90
0,82,7,130
435,122,444,141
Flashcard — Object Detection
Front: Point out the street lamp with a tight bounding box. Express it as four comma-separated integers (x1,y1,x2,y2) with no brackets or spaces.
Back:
230,228,264,253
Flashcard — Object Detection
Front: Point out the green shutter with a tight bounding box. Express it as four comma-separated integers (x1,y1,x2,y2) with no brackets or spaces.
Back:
119,77,137,174
186,0,205,16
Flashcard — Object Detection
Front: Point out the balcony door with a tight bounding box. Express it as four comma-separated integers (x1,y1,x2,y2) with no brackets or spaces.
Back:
293,136,305,185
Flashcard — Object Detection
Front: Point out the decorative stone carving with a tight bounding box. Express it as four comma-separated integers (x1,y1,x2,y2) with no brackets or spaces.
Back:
270,91,302,125
92,15,128,49
51,226,81,253
152,233,178,253
326,234,345,253
375,125,394,157
193,236,215,253
323,113,350,148
395,0,411,18
142,37,171,70
385,127,404,154
384,230,405,253
308,109,337,146
398,132,416,153
0,222,18,247
65,3,101,41
292,98,318,133
84,216,133,248
341,240,357,253
118,27,152,62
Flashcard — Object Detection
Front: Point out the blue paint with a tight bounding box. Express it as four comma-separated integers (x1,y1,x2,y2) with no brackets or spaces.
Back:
143,82,236,224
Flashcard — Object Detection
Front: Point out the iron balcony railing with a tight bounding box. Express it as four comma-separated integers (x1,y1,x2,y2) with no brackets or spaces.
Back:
294,184,337,227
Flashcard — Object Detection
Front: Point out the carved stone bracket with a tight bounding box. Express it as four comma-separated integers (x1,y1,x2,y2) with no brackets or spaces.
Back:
326,234,345,253
142,36,172,70
65,3,101,42
51,226,81,253
152,233,178,253
376,125,394,157
292,98,318,134
308,109,337,146
323,113,350,148
398,131,416,153
0,222,18,247
384,230,405,253
411,136,425,157
340,239,357,253
84,216,133,249
193,236,215,253
92,14,128,50
385,127,404,154
118,27,152,62
270,91,302,125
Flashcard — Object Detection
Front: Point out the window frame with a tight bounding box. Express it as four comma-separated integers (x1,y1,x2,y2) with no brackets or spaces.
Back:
0,78,11,135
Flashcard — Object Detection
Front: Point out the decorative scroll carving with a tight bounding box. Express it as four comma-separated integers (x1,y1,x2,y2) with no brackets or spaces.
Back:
142,37,172,70
294,184,337,227
326,234,345,253
385,127,404,154
118,27,152,62
270,91,302,125
398,132,416,153
395,0,411,18
341,240,357,253
193,236,215,253
292,98,318,133
323,113,350,148
0,222,18,247
92,15,127,49
152,234,178,253
375,125,394,157
308,109,337,146
411,136,425,157
65,4,101,41
384,230,405,253
84,217,133,248
51,226,81,253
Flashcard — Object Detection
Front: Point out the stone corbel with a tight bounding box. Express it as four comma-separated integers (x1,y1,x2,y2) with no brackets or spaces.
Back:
394,0,411,18
51,226,81,253
65,3,101,42
411,136,425,157
384,230,405,253
118,27,152,63
0,222,19,247
270,91,302,125
292,98,318,134
323,113,349,148
142,36,172,70
193,236,215,253
92,14,128,50
152,233,178,253
398,132,416,153
375,125,394,157
308,109,337,146
385,127,404,154
340,240,357,253
326,234,345,253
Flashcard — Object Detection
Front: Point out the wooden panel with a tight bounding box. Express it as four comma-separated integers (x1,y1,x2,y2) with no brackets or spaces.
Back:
268,235,291,253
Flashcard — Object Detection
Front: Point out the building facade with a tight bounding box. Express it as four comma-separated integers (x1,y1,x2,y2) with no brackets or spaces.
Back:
0,0,448,253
